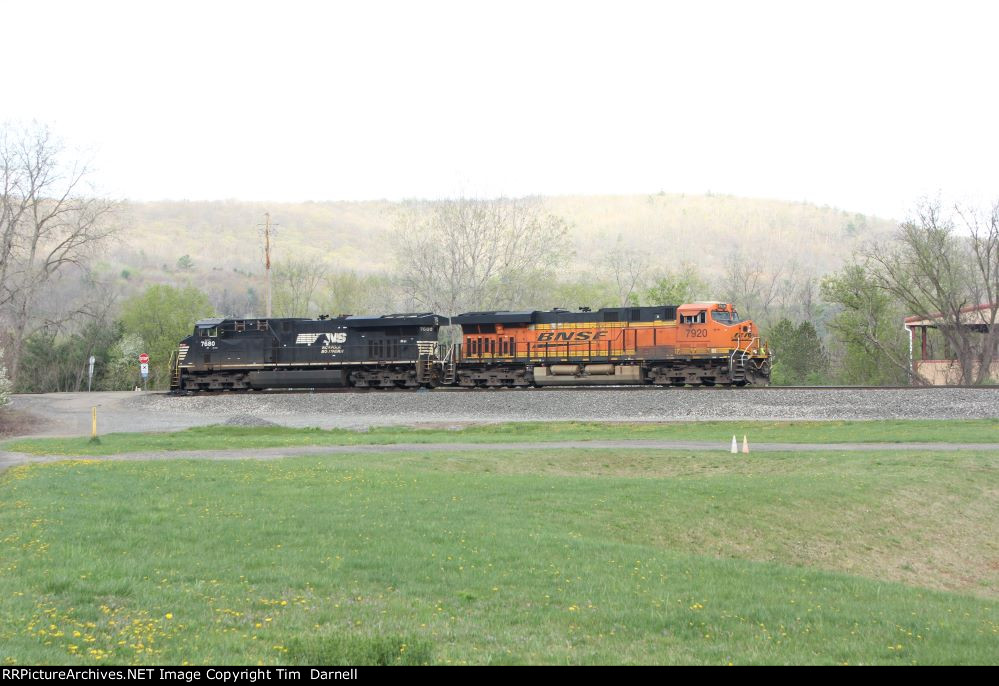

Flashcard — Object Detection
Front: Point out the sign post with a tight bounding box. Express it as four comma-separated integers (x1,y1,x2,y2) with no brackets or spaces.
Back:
87,355,96,392
139,353,149,391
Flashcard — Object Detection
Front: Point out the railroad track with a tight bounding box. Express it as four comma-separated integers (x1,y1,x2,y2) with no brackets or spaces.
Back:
167,384,999,395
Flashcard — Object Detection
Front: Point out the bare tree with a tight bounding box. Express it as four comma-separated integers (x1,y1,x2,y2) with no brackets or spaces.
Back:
773,261,801,316
0,123,117,380
8,267,125,393
864,199,999,384
958,200,999,378
605,237,651,306
644,263,707,305
318,268,399,317
795,275,822,322
392,196,569,316
272,257,327,317
0,346,11,406
721,251,784,324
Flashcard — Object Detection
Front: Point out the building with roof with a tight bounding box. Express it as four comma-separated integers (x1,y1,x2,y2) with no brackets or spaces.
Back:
904,303,999,384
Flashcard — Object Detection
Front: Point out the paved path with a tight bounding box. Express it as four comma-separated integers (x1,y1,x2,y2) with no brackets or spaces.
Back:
3,439,999,471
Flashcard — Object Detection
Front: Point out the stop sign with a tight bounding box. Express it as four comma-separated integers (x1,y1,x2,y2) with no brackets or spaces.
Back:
139,353,149,364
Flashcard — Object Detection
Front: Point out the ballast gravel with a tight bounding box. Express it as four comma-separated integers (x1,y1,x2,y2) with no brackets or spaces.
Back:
6,388,999,437
129,387,999,431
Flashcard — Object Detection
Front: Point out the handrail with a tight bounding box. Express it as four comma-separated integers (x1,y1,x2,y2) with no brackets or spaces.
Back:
735,335,761,355
435,342,457,363
729,335,762,378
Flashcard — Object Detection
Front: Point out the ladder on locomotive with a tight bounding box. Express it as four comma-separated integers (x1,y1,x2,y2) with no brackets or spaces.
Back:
168,349,181,389
416,353,433,384
728,336,759,384
730,351,747,383
441,343,457,385
417,343,457,385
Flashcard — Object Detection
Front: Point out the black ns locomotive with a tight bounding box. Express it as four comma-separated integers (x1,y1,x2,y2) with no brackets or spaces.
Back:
169,313,445,392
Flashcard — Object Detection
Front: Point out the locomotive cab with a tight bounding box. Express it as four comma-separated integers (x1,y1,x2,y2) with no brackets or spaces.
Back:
676,303,715,347
677,302,763,354
709,304,742,326
710,303,760,343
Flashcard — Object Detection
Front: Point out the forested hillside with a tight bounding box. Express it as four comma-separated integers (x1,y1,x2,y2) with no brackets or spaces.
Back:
116,194,891,279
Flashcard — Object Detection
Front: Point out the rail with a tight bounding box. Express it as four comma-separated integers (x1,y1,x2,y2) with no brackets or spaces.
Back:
154,384,999,395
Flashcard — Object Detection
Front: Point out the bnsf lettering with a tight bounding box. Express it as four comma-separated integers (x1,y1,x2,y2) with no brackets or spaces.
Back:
536,331,608,342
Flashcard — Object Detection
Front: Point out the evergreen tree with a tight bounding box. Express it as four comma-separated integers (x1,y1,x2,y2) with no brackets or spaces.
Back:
767,319,829,385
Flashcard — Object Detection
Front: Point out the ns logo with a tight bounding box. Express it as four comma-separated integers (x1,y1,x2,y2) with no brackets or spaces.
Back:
295,332,348,345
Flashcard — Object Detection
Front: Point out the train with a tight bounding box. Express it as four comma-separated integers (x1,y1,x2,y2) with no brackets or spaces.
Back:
168,302,771,392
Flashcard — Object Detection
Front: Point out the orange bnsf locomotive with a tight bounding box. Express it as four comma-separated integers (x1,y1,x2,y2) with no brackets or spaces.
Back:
452,302,769,387
170,302,769,391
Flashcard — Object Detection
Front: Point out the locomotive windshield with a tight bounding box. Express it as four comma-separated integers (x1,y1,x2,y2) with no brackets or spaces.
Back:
712,309,743,325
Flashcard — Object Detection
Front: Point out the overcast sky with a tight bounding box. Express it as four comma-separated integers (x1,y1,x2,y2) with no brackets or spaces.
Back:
5,0,997,218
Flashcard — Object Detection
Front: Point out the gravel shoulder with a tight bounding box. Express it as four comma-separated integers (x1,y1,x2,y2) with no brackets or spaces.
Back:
4,388,999,439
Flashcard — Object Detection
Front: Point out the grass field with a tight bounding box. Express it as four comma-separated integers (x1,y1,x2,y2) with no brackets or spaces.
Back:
6,418,999,456
1,442,997,665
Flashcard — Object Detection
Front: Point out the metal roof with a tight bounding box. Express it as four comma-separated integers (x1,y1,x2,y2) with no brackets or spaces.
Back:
904,302,997,327
453,306,678,325
195,318,227,328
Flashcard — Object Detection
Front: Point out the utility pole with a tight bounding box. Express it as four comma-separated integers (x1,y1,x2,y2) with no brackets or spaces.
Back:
264,212,272,318
258,212,279,318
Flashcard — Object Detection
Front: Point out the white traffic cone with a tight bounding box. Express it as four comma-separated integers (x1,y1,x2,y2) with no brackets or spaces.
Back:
731,435,738,454
742,435,750,454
